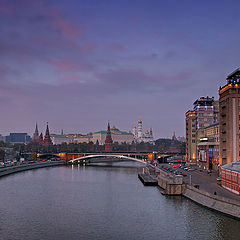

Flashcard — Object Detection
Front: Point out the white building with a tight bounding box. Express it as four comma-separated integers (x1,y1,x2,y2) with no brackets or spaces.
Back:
132,120,154,143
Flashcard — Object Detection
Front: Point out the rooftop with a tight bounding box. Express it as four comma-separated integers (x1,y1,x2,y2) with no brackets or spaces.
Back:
222,161,240,173
226,68,240,81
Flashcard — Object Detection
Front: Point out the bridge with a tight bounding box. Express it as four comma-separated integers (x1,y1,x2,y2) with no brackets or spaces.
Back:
68,154,147,164
33,152,181,164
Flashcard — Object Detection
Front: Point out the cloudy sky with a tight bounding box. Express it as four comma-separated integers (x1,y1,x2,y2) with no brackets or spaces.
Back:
0,0,239,138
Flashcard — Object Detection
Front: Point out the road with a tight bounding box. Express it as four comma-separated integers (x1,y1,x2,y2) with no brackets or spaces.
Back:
158,163,240,202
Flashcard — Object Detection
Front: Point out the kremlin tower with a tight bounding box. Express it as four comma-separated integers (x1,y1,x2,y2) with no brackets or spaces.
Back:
105,122,113,152
39,132,44,145
43,122,53,146
32,123,39,143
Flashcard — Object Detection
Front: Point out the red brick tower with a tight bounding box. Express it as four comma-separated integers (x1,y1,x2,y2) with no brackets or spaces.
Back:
43,122,53,146
32,123,39,143
105,122,113,152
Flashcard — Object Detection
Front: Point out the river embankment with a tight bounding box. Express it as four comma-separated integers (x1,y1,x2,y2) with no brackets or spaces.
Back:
183,184,240,219
0,161,65,178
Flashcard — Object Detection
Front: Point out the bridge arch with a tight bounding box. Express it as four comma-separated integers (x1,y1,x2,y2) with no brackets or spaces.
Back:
69,154,147,164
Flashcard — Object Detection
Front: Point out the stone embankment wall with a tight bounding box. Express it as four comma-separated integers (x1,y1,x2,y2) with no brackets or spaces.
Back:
183,185,240,219
157,168,185,195
0,162,64,178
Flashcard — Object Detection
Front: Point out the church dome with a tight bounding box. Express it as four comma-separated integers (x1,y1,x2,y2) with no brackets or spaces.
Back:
145,130,149,134
138,120,142,124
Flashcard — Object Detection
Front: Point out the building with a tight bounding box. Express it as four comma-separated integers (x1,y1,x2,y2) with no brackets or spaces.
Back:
186,96,218,166
0,134,4,142
132,120,154,143
193,96,215,130
197,122,219,171
221,162,240,195
43,123,53,146
219,68,240,166
92,126,134,145
105,122,113,152
50,134,93,145
6,133,31,144
32,123,39,143
185,110,197,162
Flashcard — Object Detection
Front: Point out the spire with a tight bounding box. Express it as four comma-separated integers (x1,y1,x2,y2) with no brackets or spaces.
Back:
32,122,39,143
35,122,38,134
107,121,111,133
105,121,113,152
39,132,43,144
43,122,52,146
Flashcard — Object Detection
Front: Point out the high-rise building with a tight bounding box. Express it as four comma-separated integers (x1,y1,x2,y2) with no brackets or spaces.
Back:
5,133,31,144
193,96,215,130
185,110,197,162
219,68,240,165
186,96,217,166
105,122,113,152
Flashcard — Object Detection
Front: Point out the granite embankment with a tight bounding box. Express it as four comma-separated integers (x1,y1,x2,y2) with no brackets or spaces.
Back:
183,184,240,219
153,165,240,219
0,161,65,178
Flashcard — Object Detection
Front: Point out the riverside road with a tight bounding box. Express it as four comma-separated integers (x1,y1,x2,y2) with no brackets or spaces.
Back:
159,164,240,202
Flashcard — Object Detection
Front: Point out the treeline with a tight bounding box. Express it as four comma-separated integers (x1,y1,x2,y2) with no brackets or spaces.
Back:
0,138,185,155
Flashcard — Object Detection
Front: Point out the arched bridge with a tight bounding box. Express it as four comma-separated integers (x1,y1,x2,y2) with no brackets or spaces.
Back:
69,154,147,164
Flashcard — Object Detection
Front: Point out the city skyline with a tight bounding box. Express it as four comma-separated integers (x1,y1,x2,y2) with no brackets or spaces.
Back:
1,0,240,137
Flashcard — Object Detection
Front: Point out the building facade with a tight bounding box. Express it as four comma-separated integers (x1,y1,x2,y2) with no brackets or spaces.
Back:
197,123,219,170
105,123,113,152
219,68,240,166
186,96,219,166
132,120,154,143
185,110,197,162
221,162,240,195
5,133,31,144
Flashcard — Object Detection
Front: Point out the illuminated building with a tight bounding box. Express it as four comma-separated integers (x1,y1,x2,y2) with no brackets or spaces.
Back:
219,68,240,165
185,110,197,162
186,97,218,166
132,120,154,143
197,123,219,170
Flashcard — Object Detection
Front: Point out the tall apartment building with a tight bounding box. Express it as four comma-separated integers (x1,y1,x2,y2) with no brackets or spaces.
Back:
186,97,216,165
185,110,197,162
219,68,240,166
193,97,215,129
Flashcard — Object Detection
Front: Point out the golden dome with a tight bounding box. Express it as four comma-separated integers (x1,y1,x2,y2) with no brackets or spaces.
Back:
133,126,136,128
145,130,149,134
138,120,142,124
112,126,116,129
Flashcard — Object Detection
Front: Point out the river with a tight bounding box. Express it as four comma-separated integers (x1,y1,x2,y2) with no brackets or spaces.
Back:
0,163,239,240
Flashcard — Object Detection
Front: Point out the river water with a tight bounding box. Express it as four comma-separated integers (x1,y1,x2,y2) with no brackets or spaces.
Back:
0,163,239,240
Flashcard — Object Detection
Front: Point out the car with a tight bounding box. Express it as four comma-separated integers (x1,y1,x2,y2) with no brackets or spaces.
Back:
216,177,221,181
184,167,190,170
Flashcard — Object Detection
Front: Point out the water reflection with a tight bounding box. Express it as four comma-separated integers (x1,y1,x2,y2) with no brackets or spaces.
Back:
0,164,239,240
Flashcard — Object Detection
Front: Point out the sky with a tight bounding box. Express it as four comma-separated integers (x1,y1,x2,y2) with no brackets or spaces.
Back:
0,0,240,138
